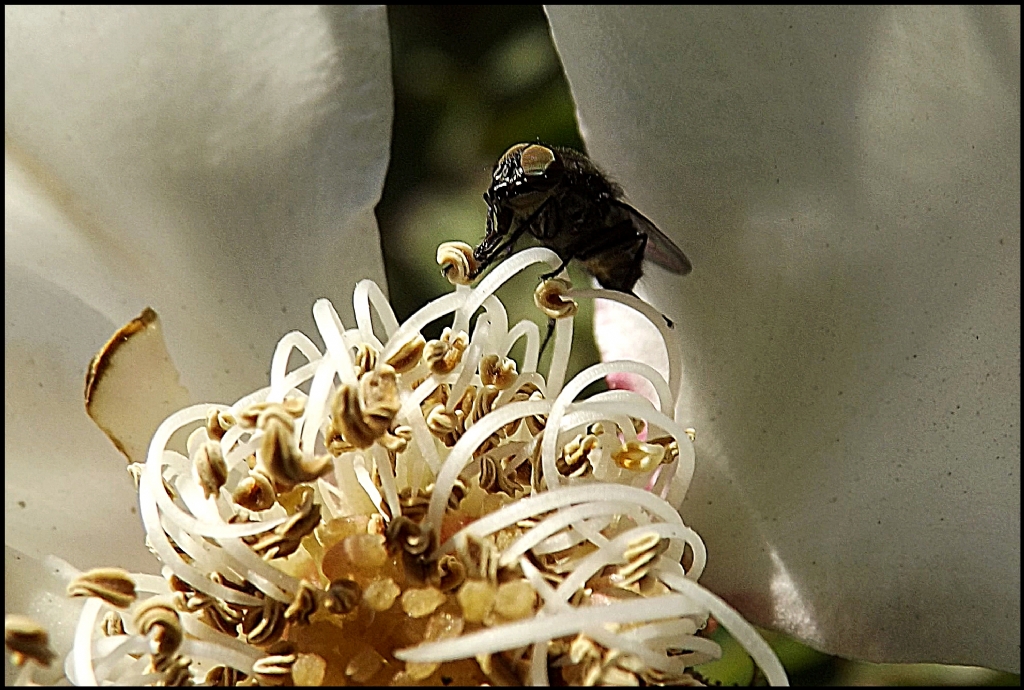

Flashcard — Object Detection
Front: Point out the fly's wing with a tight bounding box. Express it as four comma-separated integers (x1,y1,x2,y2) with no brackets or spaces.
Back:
615,201,693,276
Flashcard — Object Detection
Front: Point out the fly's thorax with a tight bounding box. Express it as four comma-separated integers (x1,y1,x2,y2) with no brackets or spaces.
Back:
528,183,615,246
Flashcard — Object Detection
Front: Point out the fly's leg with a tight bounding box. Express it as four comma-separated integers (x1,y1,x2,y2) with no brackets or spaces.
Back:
540,256,573,282
474,223,527,274
474,198,553,276
622,289,675,328
538,318,556,360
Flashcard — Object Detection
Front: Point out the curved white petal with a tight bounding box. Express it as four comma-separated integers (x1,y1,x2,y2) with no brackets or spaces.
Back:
5,7,391,575
547,6,1020,672
4,547,84,685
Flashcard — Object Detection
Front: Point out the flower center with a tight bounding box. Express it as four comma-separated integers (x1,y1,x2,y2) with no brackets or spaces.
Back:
8,244,788,686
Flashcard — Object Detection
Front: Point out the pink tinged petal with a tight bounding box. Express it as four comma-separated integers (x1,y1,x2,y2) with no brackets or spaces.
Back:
5,7,392,578
593,296,667,408
549,6,1020,673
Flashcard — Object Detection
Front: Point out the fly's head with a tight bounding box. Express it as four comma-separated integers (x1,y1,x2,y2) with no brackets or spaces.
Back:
475,143,565,266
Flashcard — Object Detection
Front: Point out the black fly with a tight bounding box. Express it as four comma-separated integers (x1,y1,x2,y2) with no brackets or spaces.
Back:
472,143,692,296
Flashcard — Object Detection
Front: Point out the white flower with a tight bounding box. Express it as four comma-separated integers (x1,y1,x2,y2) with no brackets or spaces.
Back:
6,4,1018,683
548,6,1020,674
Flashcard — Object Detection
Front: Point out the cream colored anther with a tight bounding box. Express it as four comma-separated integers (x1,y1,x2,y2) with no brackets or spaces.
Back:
534,277,578,319
437,242,478,285
424,328,469,375
612,439,666,472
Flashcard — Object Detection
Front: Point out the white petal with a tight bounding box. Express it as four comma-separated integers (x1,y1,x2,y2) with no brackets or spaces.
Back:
548,6,1020,672
5,260,157,572
5,7,391,575
5,6,391,401
4,548,84,685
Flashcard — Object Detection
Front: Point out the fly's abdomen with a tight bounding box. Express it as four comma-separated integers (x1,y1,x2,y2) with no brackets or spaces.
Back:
581,247,644,293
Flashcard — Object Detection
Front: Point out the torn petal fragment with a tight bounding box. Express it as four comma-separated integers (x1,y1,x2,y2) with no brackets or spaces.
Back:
84,307,190,464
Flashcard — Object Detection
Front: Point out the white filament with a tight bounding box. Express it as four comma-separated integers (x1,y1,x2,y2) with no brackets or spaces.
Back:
396,592,715,664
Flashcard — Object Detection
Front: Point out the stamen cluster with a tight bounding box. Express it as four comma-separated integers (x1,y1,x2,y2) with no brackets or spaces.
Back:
9,245,787,686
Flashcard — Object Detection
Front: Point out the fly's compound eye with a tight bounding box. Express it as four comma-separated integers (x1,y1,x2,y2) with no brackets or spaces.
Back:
520,145,556,176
